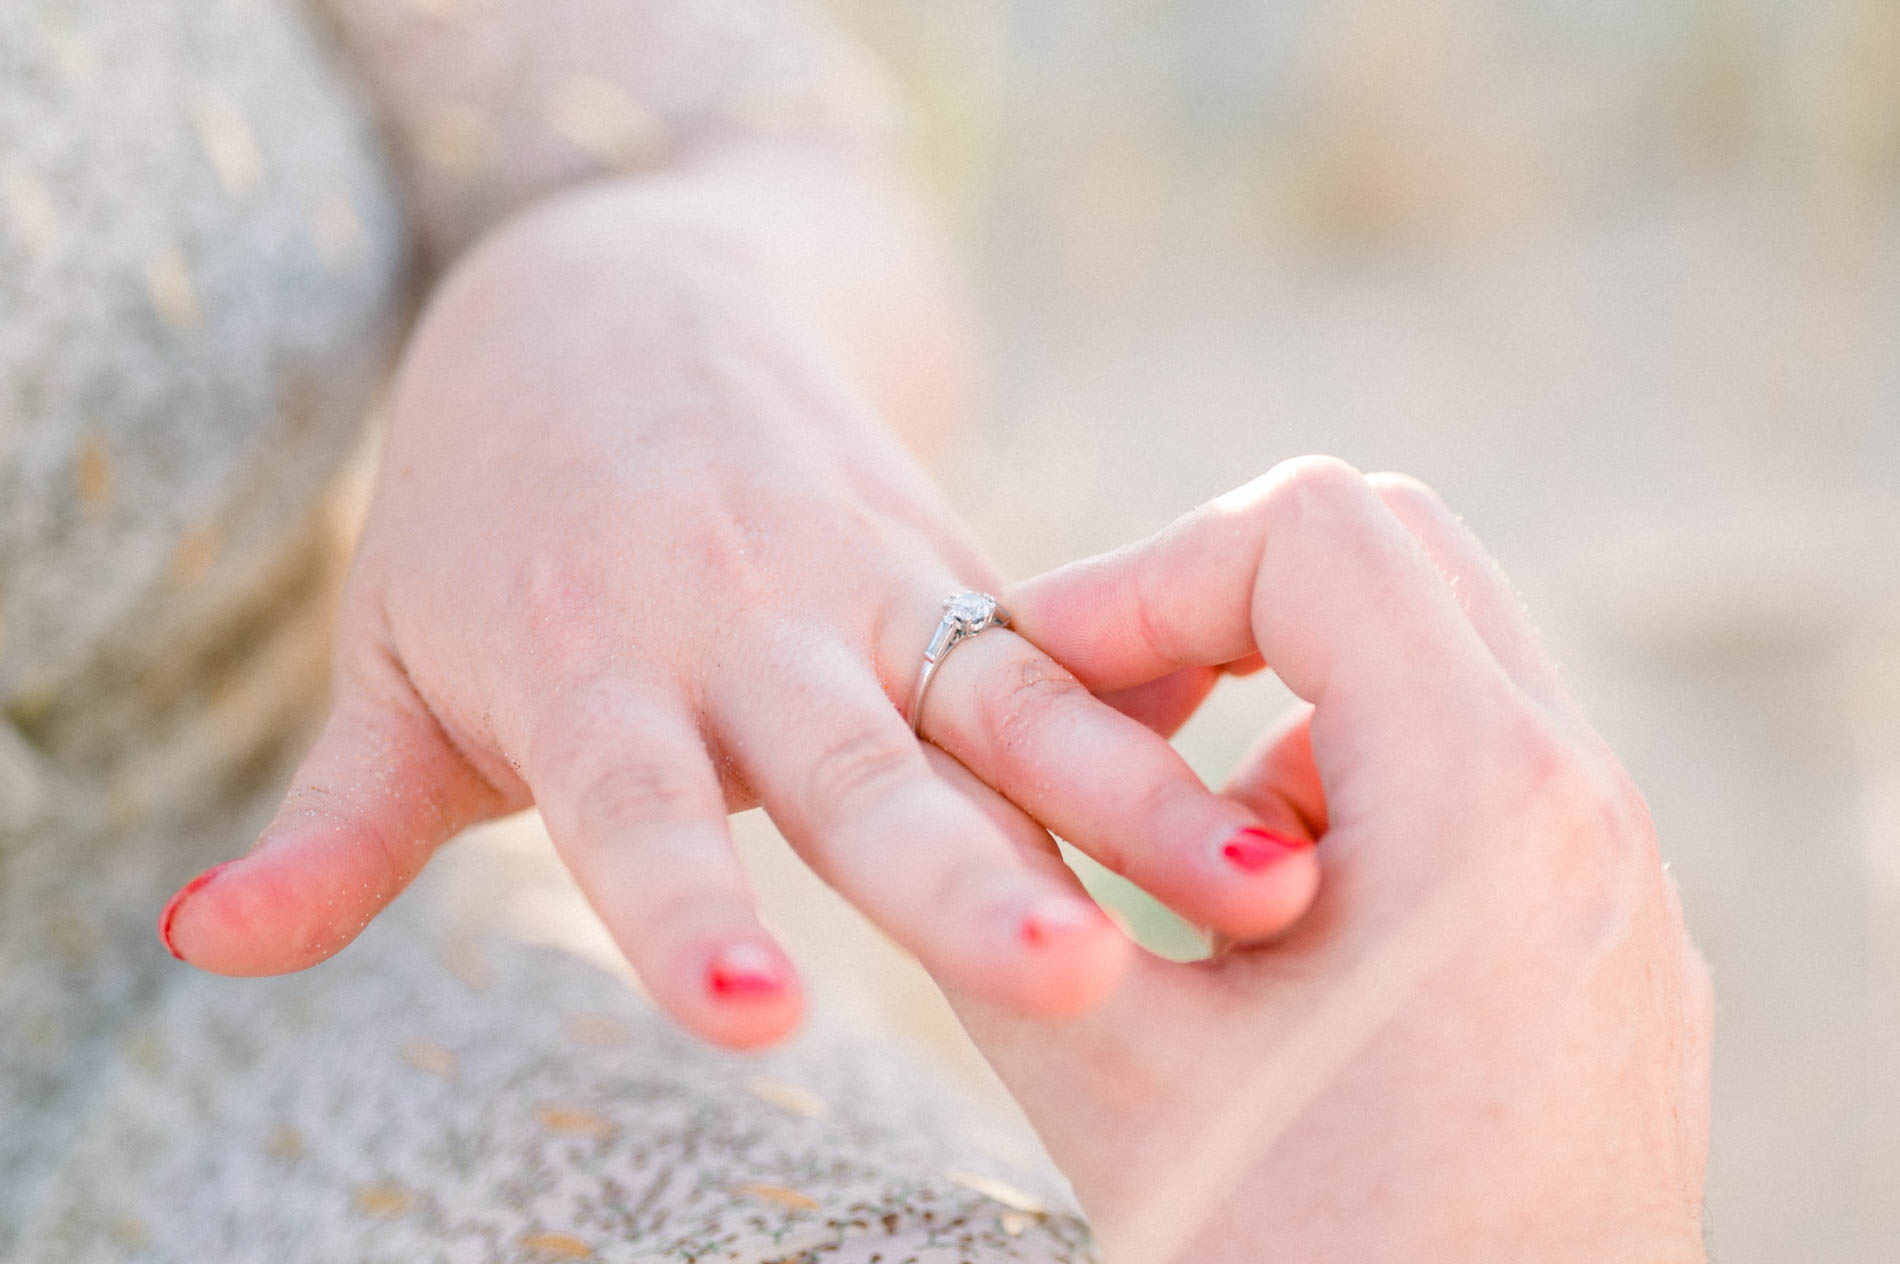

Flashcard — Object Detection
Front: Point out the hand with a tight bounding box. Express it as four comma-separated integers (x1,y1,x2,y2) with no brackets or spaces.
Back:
156,179,1320,1049
938,458,1712,1262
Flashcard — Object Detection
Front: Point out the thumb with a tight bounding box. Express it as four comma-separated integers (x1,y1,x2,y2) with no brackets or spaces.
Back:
160,673,508,974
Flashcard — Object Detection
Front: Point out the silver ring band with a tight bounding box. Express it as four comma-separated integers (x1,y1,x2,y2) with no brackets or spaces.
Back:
907,591,1010,734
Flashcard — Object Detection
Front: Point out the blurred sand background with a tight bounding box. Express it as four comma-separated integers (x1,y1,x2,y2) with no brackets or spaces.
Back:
477,2,1900,1259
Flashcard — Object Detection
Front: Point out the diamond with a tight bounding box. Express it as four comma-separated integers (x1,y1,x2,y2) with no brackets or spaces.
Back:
944,591,994,626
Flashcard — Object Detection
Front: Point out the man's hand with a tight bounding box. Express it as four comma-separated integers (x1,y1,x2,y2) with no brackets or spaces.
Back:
941,457,1711,1262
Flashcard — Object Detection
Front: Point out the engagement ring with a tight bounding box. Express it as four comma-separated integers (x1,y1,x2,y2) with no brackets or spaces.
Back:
906,591,1010,734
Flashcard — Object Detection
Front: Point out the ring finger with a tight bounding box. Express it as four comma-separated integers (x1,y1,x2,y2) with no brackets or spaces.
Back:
898,598,1320,945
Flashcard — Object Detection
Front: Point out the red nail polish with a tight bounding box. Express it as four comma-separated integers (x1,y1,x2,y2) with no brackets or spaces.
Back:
1020,896,1101,948
1221,828,1312,873
708,944,786,1000
158,861,234,960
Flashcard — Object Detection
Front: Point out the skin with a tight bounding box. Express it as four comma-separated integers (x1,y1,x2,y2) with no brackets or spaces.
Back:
158,145,1319,1049
151,50,1709,1245
934,457,1713,1262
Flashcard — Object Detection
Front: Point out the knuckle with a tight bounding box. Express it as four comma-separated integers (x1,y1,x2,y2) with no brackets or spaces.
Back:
526,675,711,835
801,725,920,814
1262,454,1369,517
1245,456,1385,562
1531,731,1650,855
1096,772,1207,879
1487,701,1662,949
978,656,1089,748
576,760,713,833
511,552,611,670
1366,470,1449,523
514,550,590,631
1129,568,1183,671
681,503,776,613
925,855,996,924
1491,704,1616,838
283,782,402,889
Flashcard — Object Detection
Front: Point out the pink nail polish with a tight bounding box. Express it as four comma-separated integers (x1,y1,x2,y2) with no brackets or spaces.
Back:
158,861,234,960
707,943,787,1000
1220,827,1312,873
1020,896,1102,948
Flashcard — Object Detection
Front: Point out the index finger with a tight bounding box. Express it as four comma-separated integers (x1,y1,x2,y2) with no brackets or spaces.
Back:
1009,457,1516,757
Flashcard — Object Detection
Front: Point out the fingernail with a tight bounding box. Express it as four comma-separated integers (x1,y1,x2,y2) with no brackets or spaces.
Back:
707,943,787,1000
158,861,234,960
1020,895,1103,948
1220,827,1312,873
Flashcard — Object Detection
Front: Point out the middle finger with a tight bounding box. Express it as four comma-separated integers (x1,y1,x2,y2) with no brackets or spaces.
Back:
705,633,1132,1017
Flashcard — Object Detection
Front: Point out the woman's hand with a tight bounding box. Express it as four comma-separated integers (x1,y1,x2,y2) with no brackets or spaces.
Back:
942,458,1713,1262
157,168,1319,1050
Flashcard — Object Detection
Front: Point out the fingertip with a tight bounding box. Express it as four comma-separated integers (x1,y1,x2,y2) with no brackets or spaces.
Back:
167,685,492,975
1218,826,1311,873
663,936,806,1051
987,892,1133,1019
907,748,1134,1017
1208,828,1322,943
160,828,388,976
1018,897,1132,1018
158,860,236,962
1243,846,1323,942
